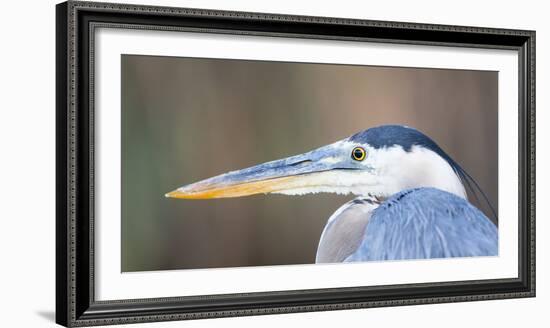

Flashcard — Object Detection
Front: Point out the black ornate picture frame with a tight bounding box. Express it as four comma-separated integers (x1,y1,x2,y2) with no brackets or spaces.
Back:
56,1,535,326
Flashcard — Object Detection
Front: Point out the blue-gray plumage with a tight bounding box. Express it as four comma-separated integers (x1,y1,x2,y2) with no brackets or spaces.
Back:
344,188,497,261
167,124,498,263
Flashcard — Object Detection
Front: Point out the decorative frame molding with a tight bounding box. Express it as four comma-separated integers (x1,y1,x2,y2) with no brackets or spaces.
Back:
56,1,535,326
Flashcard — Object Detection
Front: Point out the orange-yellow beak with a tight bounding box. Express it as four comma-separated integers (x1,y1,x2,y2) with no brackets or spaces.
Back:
165,144,350,200
165,175,303,199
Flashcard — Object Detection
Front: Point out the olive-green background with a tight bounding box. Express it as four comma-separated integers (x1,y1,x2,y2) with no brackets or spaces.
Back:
122,55,498,272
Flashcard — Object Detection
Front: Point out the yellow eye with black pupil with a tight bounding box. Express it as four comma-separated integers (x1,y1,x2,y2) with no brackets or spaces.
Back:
352,147,366,161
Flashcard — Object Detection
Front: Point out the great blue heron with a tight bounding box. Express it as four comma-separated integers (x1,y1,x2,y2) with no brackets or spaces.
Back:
166,125,498,263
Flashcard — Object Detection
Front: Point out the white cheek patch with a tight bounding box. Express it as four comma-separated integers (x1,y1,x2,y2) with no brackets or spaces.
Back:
367,145,467,199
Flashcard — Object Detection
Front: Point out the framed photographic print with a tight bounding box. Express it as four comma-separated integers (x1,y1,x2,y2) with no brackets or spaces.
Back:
56,1,535,326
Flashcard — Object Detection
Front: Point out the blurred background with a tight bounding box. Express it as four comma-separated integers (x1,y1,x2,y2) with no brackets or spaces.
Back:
121,55,498,272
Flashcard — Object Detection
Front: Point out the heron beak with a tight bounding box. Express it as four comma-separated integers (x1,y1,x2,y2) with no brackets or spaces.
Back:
165,175,305,199
166,147,344,199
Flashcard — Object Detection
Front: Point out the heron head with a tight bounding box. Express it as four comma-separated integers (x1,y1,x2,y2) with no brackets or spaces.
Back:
166,125,466,200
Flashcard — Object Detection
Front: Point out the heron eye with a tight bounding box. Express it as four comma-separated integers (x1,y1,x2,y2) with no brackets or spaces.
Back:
351,147,366,161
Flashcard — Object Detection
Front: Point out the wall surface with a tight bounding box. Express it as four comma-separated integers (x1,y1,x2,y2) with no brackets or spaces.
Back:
0,0,546,327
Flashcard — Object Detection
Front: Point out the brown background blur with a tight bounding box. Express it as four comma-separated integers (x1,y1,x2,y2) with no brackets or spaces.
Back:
121,55,498,272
